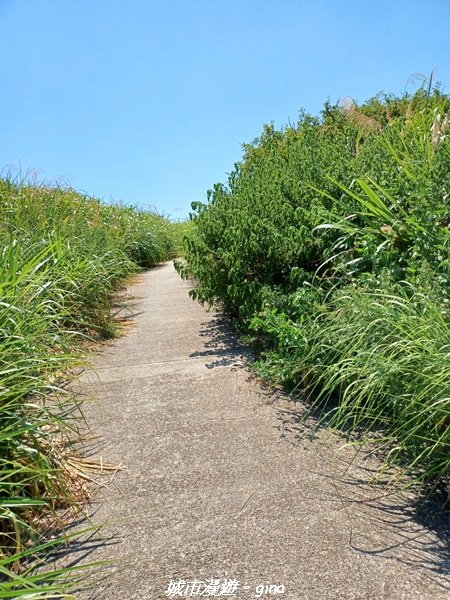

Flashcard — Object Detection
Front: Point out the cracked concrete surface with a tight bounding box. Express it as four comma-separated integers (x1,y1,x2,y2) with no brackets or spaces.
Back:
73,262,450,599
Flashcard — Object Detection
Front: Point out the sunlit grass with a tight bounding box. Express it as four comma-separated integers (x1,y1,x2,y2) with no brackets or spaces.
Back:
295,286,450,487
0,177,180,592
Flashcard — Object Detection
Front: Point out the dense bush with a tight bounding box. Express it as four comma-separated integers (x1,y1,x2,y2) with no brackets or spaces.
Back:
179,86,450,488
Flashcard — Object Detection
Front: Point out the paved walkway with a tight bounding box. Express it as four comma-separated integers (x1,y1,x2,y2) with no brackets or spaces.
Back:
75,263,449,599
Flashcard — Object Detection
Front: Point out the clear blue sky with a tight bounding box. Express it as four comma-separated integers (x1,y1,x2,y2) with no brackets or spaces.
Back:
1,0,449,219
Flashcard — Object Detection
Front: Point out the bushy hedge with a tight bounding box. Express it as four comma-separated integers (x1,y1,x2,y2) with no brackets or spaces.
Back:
179,86,450,488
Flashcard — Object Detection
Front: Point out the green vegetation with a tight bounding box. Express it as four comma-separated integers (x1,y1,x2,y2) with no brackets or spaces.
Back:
170,219,193,258
178,84,450,490
0,178,179,596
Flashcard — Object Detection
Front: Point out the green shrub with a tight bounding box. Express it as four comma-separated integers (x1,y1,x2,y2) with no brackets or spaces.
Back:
179,84,450,488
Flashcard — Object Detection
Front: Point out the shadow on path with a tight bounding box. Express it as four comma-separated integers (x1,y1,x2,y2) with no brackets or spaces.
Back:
190,314,253,369
197,315,450,586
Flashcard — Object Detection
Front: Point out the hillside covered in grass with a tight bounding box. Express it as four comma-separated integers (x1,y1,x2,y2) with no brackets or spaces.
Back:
0,179,180,596
178,86,450,491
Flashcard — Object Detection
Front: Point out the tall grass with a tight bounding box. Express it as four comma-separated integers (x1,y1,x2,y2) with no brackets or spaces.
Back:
0,177,179,594
254,286,450,486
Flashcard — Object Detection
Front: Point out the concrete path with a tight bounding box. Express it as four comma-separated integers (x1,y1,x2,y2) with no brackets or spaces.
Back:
75,262,449,600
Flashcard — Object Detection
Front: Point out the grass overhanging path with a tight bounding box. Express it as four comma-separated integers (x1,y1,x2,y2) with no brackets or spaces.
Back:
73,263,449,600
0,178,181,598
